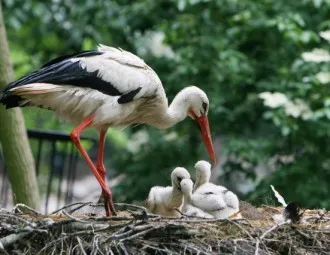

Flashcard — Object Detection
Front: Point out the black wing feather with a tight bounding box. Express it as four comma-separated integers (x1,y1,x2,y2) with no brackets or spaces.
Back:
118,87,142,104
41,50,103,68
0,50,143,109
5,53,122,96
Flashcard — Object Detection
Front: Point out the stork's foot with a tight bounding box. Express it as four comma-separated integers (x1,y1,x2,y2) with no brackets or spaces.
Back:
100,189,117,216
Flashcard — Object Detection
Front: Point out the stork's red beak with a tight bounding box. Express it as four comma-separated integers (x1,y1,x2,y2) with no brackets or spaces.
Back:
195,115,217,166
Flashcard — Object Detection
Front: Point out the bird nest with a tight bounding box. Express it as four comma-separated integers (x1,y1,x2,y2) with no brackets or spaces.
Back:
0,202,329,255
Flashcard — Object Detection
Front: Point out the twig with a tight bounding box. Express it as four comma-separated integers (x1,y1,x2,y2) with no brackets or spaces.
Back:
0,212,38,228
62,223,110,236
115,203,147,212
226,219,255,239
0,243,10,255
50,201,93,215
111,225,154,240
62,210,89,223
118,242,129,255
12,203,42,216
0,232,30,248
76,236,88,255
254,239,260,255
260,221,288,240
255,221,288,255
120,226,160,241
87,215,134,221
93,235,105,255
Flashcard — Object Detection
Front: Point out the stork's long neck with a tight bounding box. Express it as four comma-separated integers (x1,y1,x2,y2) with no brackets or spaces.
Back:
194,171,210,191
154,90,190,129
182,189,192,204
171,180,182,195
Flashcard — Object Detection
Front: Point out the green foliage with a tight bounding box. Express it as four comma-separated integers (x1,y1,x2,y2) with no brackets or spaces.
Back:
2,0,330,208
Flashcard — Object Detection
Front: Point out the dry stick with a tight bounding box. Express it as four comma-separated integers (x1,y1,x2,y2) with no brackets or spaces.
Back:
0,245,10,255
62,224,111,237
255,221,288,255
114,202,142,209
295,229,323,248
12,203,42,216
111,225,153,240
226,219,255,239
194,238,213,253
254,239,260,255
304,216,330,222
0,212,39,228
118,242,129,255
50,201,94,215
115,203,147,211
142,244,169,254
87,215,134,221
0,232,30,249
0,221,48,250
93,235,106,255
120,226,160,242
76,236,88,255
36,234,72,255
260,221,288,240
62,210,89,223
115,203,164,220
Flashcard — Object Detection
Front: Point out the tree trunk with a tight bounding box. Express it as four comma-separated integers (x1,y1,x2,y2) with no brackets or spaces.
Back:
0,2,40,209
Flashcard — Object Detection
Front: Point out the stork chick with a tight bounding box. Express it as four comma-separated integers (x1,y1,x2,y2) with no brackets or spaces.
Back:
180,179,214,218
193,160,212,191
145,167,190,217
189,160,240,218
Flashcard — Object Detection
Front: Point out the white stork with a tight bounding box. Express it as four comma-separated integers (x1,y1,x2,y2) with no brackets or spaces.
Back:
145,167,190,217
0,44,216,216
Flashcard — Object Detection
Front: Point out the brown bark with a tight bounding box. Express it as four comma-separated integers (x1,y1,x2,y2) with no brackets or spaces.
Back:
0,2,40,209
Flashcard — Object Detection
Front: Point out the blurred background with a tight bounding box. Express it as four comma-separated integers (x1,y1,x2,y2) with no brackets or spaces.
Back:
0,0,330,212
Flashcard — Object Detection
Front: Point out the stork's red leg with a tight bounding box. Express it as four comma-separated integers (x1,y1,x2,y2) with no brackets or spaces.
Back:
96,129,107,183
96,129,113,204
96,129,116,215
70,115,116,216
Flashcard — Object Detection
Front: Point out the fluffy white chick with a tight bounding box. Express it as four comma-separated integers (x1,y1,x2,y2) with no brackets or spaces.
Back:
145,167,190,217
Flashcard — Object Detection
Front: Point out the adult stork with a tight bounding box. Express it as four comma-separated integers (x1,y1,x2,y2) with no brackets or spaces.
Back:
0,44,216,216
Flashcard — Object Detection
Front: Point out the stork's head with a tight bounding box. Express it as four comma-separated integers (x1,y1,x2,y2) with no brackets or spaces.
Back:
183,86,216,166
180,178,194,196
195,160,212,182
171,167,191,190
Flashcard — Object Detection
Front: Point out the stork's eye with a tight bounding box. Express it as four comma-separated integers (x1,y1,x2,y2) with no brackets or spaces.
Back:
202,102,208,113
204,192,214,195
177,177,183,183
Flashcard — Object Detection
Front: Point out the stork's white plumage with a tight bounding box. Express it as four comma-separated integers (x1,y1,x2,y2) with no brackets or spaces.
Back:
194,160,228,194
0,45,216,216
193,160,240,218
180,179,214,218
145,167,190,217
193,160,213,191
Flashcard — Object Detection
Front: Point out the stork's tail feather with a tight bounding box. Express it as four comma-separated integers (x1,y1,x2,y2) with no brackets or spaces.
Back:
0,90,24,109
1,83,63,109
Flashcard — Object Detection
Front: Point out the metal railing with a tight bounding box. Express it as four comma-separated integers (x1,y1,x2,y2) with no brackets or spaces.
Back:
0,129,96,213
